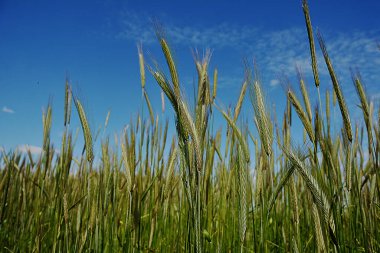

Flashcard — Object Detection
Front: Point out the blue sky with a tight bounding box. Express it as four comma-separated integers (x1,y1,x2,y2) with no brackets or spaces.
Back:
1,0,380,157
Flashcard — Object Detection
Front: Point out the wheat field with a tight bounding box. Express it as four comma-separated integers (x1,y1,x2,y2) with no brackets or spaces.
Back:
1,1,379,252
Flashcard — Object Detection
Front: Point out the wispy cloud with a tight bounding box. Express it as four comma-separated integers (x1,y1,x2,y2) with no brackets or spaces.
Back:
217,75,245,89
117,12,157,44
17,145,44,155
118,12,380,87
117,12,259,48
16,145,61,155
371,92,380,101
2,106,15,114
270,79,280,87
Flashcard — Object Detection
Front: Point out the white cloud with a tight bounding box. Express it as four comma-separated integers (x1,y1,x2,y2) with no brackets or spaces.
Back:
2,106,15,114
270,79,280,87
217,75,245,89
117,12,156,44
371,92,380,101
118,12,379,84
117,12,259,48
17,145,44,155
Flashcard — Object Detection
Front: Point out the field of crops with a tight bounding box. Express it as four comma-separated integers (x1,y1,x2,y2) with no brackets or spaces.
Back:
1,1,379,252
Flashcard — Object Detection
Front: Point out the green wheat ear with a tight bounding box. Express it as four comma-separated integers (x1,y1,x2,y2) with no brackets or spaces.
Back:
234,81,248,122
296,66,312,122
42,102,52,152
248,63,272,157
64,78,72,126
267,162,296,214
143,89,155,125
288,89,314,143
218,107,250,163
317,31,353,142
353,72,373,157
302,0,320,87
137,43,145,89
74,97,94,163
212,68,218,102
